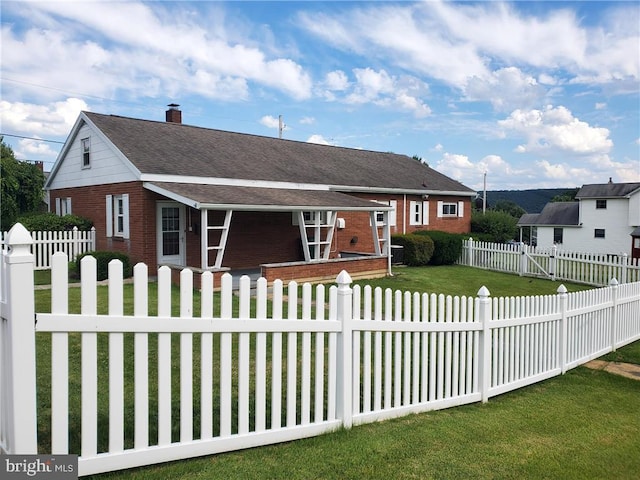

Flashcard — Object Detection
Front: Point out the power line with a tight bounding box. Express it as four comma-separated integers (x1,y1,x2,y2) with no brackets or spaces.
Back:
0,133,65,144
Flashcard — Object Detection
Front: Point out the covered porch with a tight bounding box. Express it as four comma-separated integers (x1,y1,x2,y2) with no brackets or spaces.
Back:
144,182,393,285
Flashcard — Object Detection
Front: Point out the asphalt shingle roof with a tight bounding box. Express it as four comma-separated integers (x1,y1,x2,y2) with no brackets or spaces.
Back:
517,202,580,226
146,182,387,210
576,182,640,198
84,112,475,194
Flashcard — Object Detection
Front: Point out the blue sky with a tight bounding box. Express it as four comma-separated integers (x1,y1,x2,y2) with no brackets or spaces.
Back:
1,0,638,191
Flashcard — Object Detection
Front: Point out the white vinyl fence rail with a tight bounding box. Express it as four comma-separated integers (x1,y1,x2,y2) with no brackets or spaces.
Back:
1,226,95,270
2,223,639,476
458,238,640,286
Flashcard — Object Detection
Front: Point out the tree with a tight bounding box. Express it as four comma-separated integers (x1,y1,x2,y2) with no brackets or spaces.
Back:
471,210,518,243
493,200,526,219
1,141,46,229
551,188,579,203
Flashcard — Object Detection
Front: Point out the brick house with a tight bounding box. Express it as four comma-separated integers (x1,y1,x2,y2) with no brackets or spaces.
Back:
45,106,476,283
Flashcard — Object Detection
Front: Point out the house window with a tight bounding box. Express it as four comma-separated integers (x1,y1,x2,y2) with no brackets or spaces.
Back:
553,228,563,244
372,200,397,227
409,201,429,226
594,229,605,239
292,211,332,226
55,197,72,216
437,201,464,218
106,194,129,239
81,137,91,168
442,203,457,216
596,199,607,209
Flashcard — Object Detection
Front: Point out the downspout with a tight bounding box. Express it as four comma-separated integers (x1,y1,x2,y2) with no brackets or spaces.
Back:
403,194,407,234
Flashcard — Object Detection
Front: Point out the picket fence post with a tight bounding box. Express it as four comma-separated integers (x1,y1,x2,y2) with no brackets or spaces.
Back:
620,255,628,285
609,278,619,352
549,245,557,281
557,284,568,374
467,237,474,267
477,286,491,403
335,270,353,429
519,243,527,277
1,223,38,454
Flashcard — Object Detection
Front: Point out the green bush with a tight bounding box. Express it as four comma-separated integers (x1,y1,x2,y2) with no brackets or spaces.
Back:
75,251,132,281
471,210,517,243
391,234,435,266
16,212,93,232
415,230,465,265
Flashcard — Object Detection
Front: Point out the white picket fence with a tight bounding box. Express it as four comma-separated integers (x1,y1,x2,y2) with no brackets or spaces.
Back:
1,223,640,477
1,226,95,269
459,238,640,286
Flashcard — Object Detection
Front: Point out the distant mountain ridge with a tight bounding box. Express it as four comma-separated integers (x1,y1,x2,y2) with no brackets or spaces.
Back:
485,188,574,214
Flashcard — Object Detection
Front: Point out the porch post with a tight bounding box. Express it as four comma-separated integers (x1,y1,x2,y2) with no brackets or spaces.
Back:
1,223,38,454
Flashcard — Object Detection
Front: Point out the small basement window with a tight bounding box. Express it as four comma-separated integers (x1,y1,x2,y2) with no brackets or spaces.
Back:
594,229,605,239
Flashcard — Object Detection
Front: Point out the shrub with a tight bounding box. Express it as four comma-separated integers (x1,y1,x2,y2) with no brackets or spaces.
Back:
391,234,435,266
75,251,132,281
415,230,464,265
471,210,517,243
16,212,93,232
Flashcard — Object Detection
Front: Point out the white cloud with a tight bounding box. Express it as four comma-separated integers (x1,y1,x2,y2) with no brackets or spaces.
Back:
307,134,332,145
299,116,315,125
299,1,639,93
1,2,313,103
343,68,431,117
595,102,607,110
0,98,89,137
259,115,281,130
464,67,545,111
325,71,350,91
499,105,613,154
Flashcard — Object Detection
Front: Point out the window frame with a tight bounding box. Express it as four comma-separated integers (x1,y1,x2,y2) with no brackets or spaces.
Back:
553,227,563,244
594,228,606,239
442,202,458,216
81,137,91,169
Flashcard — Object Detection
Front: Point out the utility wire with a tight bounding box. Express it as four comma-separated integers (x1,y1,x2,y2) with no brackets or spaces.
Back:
0,133,65,144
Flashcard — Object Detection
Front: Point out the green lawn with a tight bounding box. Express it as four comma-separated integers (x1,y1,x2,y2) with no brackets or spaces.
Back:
31,266,636,479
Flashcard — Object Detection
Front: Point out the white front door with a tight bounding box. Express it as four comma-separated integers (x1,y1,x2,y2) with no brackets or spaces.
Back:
157,202,185,266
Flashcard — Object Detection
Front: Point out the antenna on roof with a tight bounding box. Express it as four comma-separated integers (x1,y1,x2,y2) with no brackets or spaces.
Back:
278,115,285,139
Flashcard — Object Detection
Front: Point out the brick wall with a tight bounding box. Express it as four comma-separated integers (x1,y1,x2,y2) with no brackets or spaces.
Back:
261,256,388,284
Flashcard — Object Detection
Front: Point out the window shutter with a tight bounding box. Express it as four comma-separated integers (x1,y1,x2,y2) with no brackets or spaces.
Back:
55,198,61,216
106,195,113,237
409,201,419,225
65,198,72,215
437,201,444,218
122,194,130,239
389,200,397,226
422,201,429,225
458,201,464,218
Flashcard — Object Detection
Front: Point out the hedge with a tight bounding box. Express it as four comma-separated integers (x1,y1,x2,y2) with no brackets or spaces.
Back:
414,230,465,266
75,251,132,281
391,234,435,266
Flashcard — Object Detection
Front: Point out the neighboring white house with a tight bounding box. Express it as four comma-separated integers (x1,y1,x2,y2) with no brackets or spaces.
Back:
518,181,640,258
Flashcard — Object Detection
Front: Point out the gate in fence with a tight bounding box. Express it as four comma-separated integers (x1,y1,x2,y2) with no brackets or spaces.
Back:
2,223,640,476
460,238,640,286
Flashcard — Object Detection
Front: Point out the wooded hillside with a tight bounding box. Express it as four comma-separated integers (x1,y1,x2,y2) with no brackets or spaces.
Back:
485,188,575,213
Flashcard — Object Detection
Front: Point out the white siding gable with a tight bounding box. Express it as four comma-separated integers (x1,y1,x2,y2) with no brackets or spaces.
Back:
47,119,139,189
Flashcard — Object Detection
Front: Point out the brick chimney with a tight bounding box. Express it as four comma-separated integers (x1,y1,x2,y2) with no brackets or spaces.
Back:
166,103,182,124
